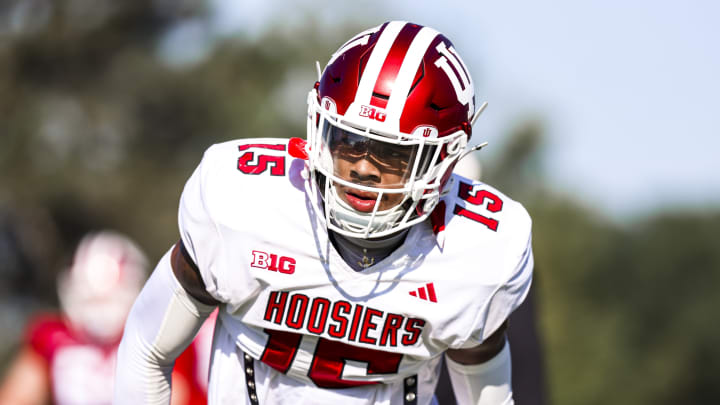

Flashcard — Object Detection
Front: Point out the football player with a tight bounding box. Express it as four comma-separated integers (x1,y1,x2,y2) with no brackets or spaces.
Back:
0,231,209,405
114,21,533,405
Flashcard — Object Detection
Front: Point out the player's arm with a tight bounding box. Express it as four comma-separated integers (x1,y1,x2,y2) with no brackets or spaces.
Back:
444,321,513,405
113,241,217,405
0,347,50,405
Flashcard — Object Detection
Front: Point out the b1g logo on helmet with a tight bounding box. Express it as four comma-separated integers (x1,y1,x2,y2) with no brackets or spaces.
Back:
359,105,387,122
251,250,296,274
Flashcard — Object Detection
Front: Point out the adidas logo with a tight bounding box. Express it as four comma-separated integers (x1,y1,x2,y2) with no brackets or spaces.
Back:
409,283,437,303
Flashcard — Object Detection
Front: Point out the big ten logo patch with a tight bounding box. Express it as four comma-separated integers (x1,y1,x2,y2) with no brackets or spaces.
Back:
251,250,296,274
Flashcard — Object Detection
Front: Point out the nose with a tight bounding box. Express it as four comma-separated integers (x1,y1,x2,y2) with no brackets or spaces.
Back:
349,156,382,183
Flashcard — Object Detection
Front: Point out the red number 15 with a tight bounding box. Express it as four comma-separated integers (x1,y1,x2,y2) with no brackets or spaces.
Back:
237,144,286,176
454,181,503,231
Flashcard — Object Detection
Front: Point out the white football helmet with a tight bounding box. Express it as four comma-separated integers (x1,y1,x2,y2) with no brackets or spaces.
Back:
307,21,478,239
57,231,148,344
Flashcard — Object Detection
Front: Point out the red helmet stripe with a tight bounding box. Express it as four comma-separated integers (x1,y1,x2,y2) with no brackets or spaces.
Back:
354,21,406,110
385,27,439,126
370,23,424,108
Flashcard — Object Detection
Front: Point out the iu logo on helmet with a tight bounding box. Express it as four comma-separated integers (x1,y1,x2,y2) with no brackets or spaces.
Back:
434,41,474,114
359,105,387,122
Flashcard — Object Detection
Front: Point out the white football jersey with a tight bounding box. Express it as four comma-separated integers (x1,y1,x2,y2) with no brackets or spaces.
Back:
178,138,533,405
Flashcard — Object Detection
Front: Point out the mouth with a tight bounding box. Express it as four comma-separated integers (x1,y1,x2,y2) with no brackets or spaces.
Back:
343,188,378,212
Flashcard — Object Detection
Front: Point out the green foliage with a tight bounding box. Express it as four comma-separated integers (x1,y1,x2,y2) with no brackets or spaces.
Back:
534,208,720,405
0,0,348,258
486,122,720,404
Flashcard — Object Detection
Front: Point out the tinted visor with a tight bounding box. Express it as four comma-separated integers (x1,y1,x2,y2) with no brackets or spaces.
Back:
322,124,420,188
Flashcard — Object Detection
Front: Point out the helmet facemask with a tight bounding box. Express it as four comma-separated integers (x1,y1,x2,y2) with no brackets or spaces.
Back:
307,90,467,239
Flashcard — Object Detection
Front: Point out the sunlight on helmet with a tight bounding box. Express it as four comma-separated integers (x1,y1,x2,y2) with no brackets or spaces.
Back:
306,21,479,238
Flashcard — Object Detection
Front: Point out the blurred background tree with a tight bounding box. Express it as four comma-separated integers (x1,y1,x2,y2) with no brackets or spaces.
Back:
0,0,341,368
1,1,719,404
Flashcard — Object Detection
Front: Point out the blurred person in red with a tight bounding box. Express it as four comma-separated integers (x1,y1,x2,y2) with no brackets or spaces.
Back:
0,230,210,405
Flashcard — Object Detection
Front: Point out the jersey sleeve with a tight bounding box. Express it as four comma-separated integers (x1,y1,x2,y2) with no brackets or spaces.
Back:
479,232,533,343
177,144,259,305
178,152,221,301
460,203,534,348
470,216,534,343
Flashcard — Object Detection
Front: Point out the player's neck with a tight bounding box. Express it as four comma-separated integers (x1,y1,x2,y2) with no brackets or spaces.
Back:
328,229,409,272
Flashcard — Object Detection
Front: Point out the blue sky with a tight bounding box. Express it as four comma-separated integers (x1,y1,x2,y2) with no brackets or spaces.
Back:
208,0,720,218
